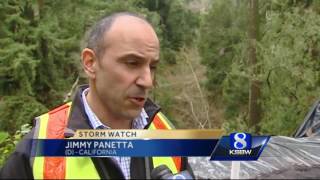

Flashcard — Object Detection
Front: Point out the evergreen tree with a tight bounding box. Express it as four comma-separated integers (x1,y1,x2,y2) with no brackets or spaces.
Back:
143,0,199,64
199,0,320,135
0,0,47,134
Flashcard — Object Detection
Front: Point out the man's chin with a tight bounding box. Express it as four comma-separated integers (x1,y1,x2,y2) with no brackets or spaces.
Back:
125,108,143,120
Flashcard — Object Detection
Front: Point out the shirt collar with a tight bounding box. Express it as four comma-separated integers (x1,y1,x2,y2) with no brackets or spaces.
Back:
81,88,148,129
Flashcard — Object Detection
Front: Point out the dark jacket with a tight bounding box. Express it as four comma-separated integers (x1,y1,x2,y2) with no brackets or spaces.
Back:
0,85,194,179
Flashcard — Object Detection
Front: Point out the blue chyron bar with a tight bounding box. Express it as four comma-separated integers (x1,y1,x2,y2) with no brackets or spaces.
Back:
30,130,270,160
32,139,219,157
210,132,270,161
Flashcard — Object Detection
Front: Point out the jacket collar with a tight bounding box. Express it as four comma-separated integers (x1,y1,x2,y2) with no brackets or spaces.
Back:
66,85,161,132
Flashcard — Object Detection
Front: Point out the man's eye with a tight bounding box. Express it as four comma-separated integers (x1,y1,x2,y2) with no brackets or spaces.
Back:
126,61,138,66
150,65,157,70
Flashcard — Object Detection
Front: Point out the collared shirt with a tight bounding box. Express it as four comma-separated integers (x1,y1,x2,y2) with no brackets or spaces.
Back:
81,88,148,179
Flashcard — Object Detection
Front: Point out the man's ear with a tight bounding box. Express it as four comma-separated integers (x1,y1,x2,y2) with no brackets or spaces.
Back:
81,48,97,79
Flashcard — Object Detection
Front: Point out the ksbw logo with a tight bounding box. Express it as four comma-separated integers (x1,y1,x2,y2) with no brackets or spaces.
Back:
229,132,252,156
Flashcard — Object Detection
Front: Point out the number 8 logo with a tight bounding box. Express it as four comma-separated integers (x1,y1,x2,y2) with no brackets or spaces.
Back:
234,133,247,149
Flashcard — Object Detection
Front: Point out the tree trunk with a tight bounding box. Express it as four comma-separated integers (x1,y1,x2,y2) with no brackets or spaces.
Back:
248,0,261,133
37,0,44,19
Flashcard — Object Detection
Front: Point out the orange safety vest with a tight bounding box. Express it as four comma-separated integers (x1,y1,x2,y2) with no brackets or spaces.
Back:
31,102,182,179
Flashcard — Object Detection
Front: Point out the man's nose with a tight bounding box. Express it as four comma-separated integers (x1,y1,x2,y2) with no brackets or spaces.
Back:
136,67,154,89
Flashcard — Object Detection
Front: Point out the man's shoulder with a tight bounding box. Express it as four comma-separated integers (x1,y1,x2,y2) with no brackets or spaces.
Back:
14,128,35,156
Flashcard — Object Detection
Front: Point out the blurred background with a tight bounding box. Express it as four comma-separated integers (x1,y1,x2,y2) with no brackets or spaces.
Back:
0,0,320,166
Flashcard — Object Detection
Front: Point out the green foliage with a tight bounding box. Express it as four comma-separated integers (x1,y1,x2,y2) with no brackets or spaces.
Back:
143,0,200,64
0,95,47,134
258,5,320,135
198,0,250,128
0,124,31,167
0,0,38,96
200,0,320,136
0,132,9,143
198,0,247,93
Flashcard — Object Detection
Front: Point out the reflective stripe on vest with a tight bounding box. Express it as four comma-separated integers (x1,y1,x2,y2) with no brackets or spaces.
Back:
148,112,181,174
32,102,181,179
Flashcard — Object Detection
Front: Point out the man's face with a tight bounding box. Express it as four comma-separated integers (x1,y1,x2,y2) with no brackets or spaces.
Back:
93,16,160,121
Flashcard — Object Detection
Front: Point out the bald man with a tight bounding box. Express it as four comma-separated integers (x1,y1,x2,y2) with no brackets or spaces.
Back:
0,12,194,179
